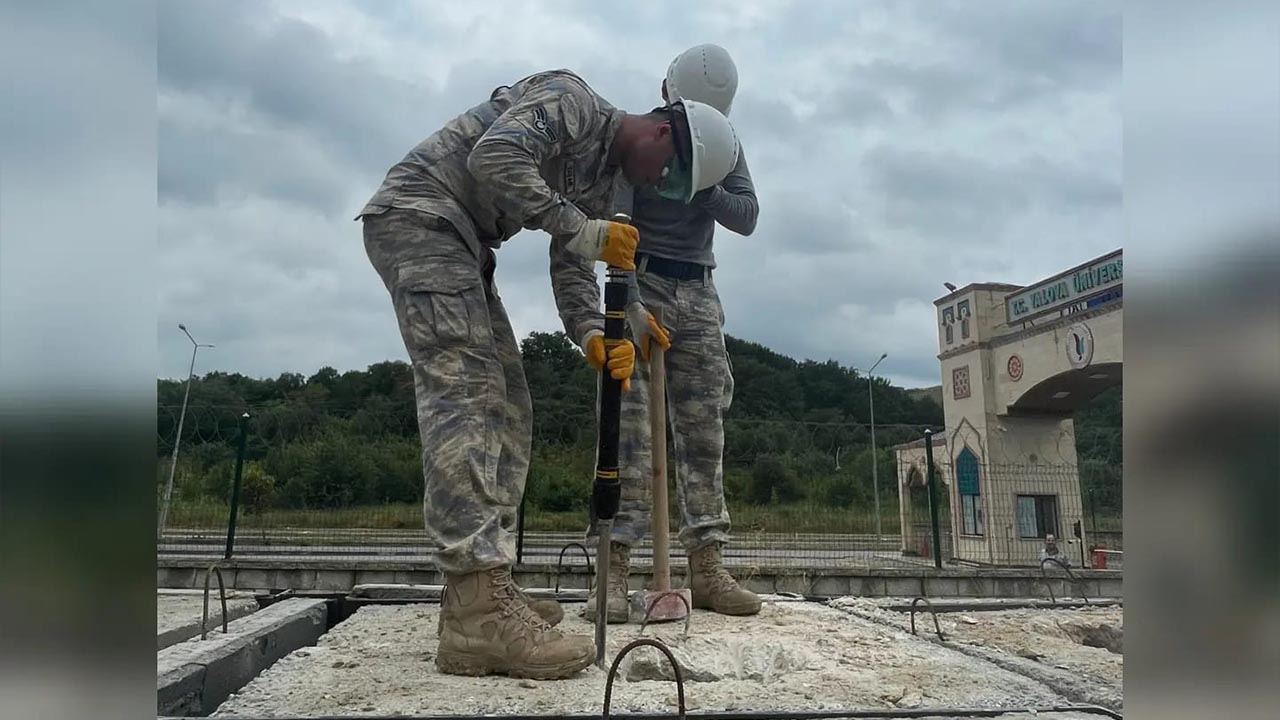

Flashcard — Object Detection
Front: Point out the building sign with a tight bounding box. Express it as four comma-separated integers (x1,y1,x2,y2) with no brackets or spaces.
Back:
1005,250,1123,325
1066,323,1095,369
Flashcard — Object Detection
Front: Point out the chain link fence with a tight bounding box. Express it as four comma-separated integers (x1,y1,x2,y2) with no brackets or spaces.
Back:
157,404,1121,569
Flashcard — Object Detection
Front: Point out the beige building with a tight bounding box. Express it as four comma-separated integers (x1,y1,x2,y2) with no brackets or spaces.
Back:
897,250,1122,566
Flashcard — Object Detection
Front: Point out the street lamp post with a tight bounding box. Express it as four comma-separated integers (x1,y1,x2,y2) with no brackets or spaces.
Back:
865,353,888,544
158,324,214,536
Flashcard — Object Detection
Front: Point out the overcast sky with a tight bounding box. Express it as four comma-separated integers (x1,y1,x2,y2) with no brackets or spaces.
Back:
156,0,1121,389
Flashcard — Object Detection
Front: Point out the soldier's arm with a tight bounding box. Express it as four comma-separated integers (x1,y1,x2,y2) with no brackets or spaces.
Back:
693,146,758,236
550,239,604,346
466,90,595,238
546,174,637,348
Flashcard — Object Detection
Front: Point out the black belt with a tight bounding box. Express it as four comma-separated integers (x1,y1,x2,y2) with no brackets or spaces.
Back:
639,254,710,281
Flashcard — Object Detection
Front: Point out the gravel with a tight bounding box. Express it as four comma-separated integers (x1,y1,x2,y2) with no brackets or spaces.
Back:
212,598,1104,717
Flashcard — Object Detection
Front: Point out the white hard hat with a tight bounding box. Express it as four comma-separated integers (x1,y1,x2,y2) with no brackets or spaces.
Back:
666,44,738,116
660,99,738,203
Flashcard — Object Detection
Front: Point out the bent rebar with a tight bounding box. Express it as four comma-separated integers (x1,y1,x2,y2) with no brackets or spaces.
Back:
603,638,686,720
1040,557,1091,605
637,591,692,639
554,542,594,594
908,596,945,640
201,562,229,640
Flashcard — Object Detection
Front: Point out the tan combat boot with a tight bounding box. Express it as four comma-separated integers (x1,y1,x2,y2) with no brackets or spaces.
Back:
437,583,564,635
582,541,630,624
688,542,762,615
436,566,594,679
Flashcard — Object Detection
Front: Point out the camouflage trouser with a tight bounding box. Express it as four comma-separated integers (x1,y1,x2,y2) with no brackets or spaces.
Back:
586,262,734,551
363,209,531,574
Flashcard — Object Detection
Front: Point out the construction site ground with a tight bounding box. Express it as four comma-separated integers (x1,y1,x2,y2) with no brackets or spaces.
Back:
157,589,260,649
210,595,1122,718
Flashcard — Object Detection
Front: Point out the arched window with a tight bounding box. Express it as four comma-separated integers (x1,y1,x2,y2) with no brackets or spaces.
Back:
956,447,984,535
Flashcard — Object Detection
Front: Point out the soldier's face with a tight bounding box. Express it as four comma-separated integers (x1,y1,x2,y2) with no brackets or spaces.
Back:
623,122,676,188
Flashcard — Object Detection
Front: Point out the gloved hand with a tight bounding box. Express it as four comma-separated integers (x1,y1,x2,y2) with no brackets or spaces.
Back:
584,334,636,392
626,302,672,361
565,218,639,270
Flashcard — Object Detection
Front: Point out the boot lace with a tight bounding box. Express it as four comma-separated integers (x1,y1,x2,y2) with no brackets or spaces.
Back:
696,545,740,593
488,567,552,632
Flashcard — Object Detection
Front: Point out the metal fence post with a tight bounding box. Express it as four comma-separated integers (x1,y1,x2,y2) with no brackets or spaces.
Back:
224,412,250,560
923,429,943,569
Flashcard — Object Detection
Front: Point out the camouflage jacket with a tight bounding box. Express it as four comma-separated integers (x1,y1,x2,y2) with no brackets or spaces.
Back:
358,70,625,266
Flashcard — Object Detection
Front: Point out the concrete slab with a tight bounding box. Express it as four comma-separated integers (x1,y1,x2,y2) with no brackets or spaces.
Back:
833,598,1123,712
158,597,327,717
158,593,260,650
212,600,1096,717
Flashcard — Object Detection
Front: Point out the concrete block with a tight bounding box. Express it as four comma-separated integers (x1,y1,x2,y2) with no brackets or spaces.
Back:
357,570,397,586
774,573,812,595
157,596,260,650
1097,577,1123,598
959,576,990,598
157,598,327,716
351,584,442,600
233,568,271,589
810,575,850,597
516,570,553,590
277,568,316,590
157,662,205,717
158,567,197,589
923,577,960,597
883,578,922,597
393,570,437,585
314,570,356,591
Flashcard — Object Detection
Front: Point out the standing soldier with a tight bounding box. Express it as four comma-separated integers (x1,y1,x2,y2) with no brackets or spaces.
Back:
551,46,761,623
358,69,739,679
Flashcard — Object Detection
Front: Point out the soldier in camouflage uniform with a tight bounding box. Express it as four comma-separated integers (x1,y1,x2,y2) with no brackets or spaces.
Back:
357,69,740,679
552,46,762,623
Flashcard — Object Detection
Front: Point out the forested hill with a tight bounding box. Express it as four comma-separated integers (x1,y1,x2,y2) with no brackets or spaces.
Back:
156,331,1119,520
157,331,944,428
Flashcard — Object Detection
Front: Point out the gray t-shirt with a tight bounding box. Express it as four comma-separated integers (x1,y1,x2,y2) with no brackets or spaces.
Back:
614,148,759,268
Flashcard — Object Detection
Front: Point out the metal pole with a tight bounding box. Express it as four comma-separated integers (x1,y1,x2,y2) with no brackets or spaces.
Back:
160,325,212,535
516,494,527,565
224,412,250,560
866,353,887,545
590,214,630,669
923,429,943,569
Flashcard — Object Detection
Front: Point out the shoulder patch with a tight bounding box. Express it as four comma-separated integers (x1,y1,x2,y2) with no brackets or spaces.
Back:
531,106,559,142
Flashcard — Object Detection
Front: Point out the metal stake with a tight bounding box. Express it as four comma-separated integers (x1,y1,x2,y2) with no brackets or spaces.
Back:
590,214,631,669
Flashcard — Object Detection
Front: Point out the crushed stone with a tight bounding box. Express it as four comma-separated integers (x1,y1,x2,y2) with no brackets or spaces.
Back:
212,598,1095,717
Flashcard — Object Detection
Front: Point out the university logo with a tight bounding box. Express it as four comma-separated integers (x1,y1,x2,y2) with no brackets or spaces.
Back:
1066,323,1094,369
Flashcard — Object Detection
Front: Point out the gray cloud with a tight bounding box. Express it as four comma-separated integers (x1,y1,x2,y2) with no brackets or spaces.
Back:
157,0,1121,390
864,145,1120,241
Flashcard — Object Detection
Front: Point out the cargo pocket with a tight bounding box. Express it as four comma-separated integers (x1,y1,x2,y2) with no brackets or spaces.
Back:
392,262,509,506
394,264,486,351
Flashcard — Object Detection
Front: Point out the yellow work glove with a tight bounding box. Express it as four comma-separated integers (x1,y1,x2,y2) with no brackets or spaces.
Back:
564,219,639,270
626,303,672,361
584,335,636,392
